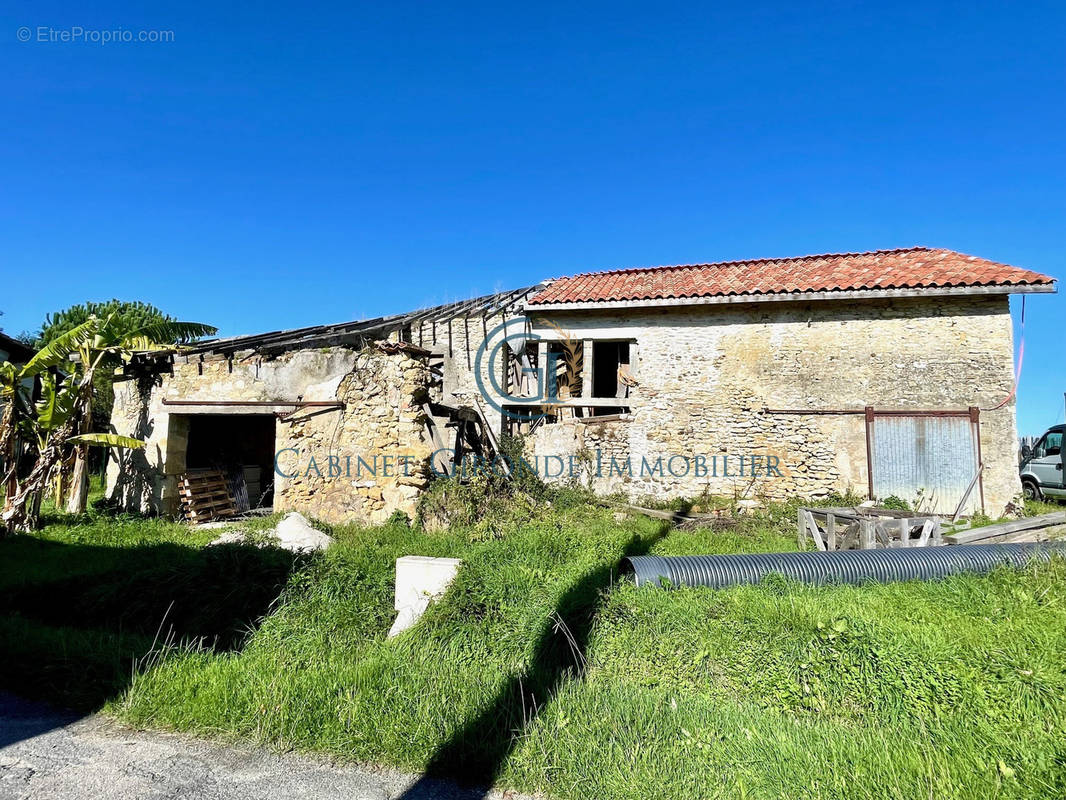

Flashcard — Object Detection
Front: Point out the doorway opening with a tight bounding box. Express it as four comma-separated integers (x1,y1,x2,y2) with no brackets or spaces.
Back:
185,414,277,510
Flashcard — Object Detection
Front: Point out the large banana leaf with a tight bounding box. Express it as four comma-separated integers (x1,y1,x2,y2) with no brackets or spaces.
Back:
67,433,145,449
123,320,218,347
21,317,99,376
119,336,185,353
35,372,75,432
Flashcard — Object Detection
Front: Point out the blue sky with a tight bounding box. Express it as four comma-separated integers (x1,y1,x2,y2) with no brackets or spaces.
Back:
1,1,1063,434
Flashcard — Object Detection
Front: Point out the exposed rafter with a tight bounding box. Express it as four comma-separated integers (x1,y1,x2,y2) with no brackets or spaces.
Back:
182,285,544,357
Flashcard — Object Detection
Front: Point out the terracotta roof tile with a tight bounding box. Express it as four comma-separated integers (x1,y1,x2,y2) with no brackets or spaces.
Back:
526,248,1054,305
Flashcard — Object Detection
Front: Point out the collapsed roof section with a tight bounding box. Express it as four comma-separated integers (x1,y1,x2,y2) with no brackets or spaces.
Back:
183,285,544,358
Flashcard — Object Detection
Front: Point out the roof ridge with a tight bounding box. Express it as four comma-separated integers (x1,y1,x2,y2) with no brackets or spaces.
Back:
562,246,934,280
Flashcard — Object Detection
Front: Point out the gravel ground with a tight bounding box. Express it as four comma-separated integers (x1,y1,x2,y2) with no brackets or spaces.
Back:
0,694,530,800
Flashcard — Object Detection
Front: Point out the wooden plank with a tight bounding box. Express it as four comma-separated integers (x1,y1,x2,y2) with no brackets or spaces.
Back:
182,496,231,506
181,479,230,490
185,503,231,516
952,523,1066,545
805,511,826,551
826,513,836,551
804,507,922,521
580,339,593,399
859,519,875,550
179,487,231,498
186,497,235,510
471,395,509,475
186,499,235,512
898,518,909,548
951,462,984,522
917,519,935,547
182,472,226,481
421,403,453,476
183,501,231,510
575,413,630,423
803,507,864,522
944,512,1066,545
181,487,229,497
184,507,235,518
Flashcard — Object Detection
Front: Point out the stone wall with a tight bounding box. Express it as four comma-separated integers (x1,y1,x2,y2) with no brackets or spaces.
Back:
437,295,1019,514
106,345,433,525
108,294,1023,520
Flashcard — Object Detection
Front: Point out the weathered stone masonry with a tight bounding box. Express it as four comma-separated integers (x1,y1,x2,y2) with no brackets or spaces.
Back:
107,345,433,525
503,296,1019,513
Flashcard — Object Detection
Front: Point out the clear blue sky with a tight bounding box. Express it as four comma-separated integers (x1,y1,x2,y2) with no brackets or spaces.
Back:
1,1,1063,434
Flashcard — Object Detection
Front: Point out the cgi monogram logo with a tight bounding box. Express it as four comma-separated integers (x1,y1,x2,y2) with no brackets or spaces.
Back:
472,319,578,422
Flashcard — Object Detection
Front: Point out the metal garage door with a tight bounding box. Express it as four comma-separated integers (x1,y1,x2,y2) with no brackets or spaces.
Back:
870,412,981,515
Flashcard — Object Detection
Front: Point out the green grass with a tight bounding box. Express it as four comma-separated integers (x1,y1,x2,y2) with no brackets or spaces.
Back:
2,490,1065,799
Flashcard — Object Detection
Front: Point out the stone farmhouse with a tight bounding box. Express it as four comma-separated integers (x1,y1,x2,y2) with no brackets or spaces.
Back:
106,247,1054,524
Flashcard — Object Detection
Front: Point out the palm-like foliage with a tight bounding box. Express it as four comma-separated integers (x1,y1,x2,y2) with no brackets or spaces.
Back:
67,433,146,449
2,312,216,533
21,314,217,378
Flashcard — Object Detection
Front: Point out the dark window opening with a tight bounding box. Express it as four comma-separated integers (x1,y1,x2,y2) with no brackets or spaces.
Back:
185,414,276,509
593,341,633,399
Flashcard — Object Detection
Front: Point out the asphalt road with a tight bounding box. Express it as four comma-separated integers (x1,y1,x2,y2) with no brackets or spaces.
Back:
0,694,528,800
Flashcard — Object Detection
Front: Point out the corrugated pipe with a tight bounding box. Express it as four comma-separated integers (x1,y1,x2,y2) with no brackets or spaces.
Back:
623,543,1066,589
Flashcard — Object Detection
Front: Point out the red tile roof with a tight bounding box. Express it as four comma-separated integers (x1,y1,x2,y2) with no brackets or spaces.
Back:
526,247,1054,306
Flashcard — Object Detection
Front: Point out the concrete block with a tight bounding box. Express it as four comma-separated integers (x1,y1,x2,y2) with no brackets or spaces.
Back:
388,555,462,638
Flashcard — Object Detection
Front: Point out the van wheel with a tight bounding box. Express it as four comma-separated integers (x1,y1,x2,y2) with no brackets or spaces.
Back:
1023,479,1042,501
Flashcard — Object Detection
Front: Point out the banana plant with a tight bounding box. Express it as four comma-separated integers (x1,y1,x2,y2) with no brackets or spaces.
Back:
0,362,30,501
2,313,215,533
34,371,77,502
32,371,75,446
26,373,140,505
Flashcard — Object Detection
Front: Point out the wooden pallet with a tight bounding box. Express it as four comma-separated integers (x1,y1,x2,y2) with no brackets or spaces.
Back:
178,470,237,524
799,507,943,550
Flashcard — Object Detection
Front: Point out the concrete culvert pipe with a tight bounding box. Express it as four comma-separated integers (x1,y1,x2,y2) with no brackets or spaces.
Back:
622,543,1066,589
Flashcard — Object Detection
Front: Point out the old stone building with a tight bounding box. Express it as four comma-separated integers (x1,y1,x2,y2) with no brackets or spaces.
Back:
107,326,435,525
108,247,1054,522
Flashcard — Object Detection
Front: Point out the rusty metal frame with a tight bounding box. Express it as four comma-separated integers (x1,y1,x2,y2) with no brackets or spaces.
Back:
865,406,875,500
162,400,342,407
765,407,974,417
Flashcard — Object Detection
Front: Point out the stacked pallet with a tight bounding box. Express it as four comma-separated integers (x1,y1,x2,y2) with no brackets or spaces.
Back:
798,507,943,550
178,470,237,524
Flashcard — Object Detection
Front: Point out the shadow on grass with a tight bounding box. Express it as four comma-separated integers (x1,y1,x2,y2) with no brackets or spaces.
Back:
0,535,302,737
399,525,668,799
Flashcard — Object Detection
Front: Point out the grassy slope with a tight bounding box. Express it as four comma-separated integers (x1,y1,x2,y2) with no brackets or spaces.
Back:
2,492,1064,799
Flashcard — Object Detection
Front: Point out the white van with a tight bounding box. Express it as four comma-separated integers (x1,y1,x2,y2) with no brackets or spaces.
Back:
1020,425,1065,500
